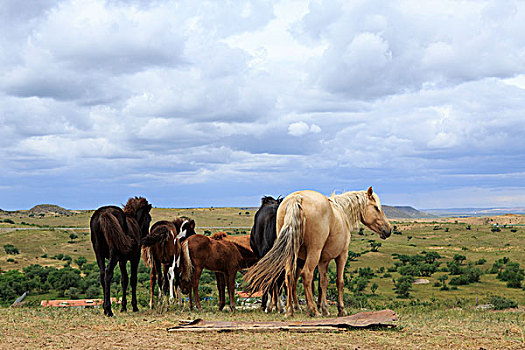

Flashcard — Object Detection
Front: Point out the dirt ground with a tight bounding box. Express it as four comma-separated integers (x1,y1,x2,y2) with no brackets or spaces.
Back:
1,307,524,350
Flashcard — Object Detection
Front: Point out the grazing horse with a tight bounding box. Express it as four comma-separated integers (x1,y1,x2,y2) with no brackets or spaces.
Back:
178,233,256,311
90,197,152,316
250,196,286,312
245,187,392,317
142,218,196,308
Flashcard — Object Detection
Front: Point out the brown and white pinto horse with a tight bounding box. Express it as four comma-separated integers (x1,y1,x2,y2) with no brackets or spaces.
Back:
178,232,257,311
245,187,392,317
141,218,196,308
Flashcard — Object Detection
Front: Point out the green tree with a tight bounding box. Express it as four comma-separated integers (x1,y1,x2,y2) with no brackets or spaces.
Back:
74,256,87,269
370,282,378,294
47,267,82,297
394,276,414,298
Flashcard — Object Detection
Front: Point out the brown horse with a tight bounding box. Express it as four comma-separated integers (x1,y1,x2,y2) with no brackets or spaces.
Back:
245,187,392,317
178,232,257,311
141,218,196,308
90,197,152,317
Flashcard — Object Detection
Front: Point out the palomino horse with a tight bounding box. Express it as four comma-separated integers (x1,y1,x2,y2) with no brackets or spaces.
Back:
142,218,196,308
178,232,257,311
90,197,152,316
245,187,391,317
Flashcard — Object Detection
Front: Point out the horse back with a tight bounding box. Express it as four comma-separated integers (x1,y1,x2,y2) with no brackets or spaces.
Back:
90,206,128,258
250,200,280,258
187,234,243,272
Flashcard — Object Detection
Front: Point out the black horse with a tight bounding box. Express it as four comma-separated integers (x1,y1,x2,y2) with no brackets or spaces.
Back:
90,197,152,316
249,196,284,312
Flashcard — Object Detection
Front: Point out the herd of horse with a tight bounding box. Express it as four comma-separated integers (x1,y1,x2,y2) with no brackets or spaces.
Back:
90,187,392,317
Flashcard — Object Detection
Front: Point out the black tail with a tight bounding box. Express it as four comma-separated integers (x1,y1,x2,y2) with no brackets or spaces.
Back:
142,225,171,247
99,212,133,254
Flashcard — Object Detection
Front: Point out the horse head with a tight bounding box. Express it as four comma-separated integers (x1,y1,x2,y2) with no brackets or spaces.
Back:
124,197,152,238
361,186,392,240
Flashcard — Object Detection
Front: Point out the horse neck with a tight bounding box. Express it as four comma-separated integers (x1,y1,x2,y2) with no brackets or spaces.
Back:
330,191,367,231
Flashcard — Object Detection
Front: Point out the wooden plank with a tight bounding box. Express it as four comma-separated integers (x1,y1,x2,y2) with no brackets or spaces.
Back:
167,309,397,333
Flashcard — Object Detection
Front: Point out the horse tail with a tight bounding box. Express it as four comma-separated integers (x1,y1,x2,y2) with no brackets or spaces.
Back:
99,212,133,254
141,246,152,267
142,225,170,247
180,240,193,282
244,195,303,294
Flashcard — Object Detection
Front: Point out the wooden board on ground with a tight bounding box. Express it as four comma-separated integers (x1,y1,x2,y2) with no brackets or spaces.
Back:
167,309,397,333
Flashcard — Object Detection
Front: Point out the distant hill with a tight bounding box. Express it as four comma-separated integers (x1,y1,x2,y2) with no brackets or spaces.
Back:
28,204,70,216
422,207,525,217
382,205,436,219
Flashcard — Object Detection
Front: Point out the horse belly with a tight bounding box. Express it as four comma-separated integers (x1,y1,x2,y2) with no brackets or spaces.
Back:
320,231,350,262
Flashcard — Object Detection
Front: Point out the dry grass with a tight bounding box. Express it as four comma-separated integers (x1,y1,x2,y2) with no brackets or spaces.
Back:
0,306,523,349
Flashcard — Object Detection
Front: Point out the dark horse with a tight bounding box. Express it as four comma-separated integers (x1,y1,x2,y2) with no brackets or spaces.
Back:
250,196,283,312
142,218,196,308
90,197,152,316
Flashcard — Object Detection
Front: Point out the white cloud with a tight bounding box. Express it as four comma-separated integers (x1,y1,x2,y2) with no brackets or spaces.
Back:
288,121,322,136
0,0,524,209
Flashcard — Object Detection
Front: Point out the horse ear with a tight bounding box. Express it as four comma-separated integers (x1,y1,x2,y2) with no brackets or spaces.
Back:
367,186,374,198
190,220,195,229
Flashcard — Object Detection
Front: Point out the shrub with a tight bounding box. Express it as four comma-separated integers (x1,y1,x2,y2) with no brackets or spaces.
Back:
488,295,518,310
475,258,486,265
394,276,414,298
358,267,375,279
3,244,19,255
497,262,524,288
370,282,378,294
2,219,15,224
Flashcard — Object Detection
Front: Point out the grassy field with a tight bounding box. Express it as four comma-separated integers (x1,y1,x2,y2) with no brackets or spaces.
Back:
1,208,524,348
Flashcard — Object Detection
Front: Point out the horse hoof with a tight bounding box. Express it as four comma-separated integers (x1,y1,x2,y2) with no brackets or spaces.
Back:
322,310,330,317
133,307,139,312
120,307,127,313
338,309,347,317
105,310,114,317
307,309,320,317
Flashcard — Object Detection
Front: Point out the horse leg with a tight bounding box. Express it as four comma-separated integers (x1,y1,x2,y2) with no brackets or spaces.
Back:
226,272,237,312
293,267,301,311
103,254,119,317
149,263,156,309
261,291,269,312
162,264,170,299
284,268,295,317
155,258,163,303
335,252,348,317
317,260,330,316
215,272,226,311
192,266,203,311
119,261,129,312
95,252,107,315
300,250,322,317
130,258,139,312
168,262,175,302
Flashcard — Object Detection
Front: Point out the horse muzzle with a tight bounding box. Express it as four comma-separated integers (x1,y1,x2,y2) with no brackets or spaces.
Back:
380,227,392,239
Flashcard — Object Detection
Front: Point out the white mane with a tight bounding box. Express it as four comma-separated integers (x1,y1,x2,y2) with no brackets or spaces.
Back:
329,190,367,231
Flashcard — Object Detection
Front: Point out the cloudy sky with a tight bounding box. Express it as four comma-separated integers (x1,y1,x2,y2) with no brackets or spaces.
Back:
1,0,524,210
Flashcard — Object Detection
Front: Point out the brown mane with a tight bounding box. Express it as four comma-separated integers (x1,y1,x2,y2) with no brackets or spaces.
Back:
211,231,228,240
123,197,150,217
